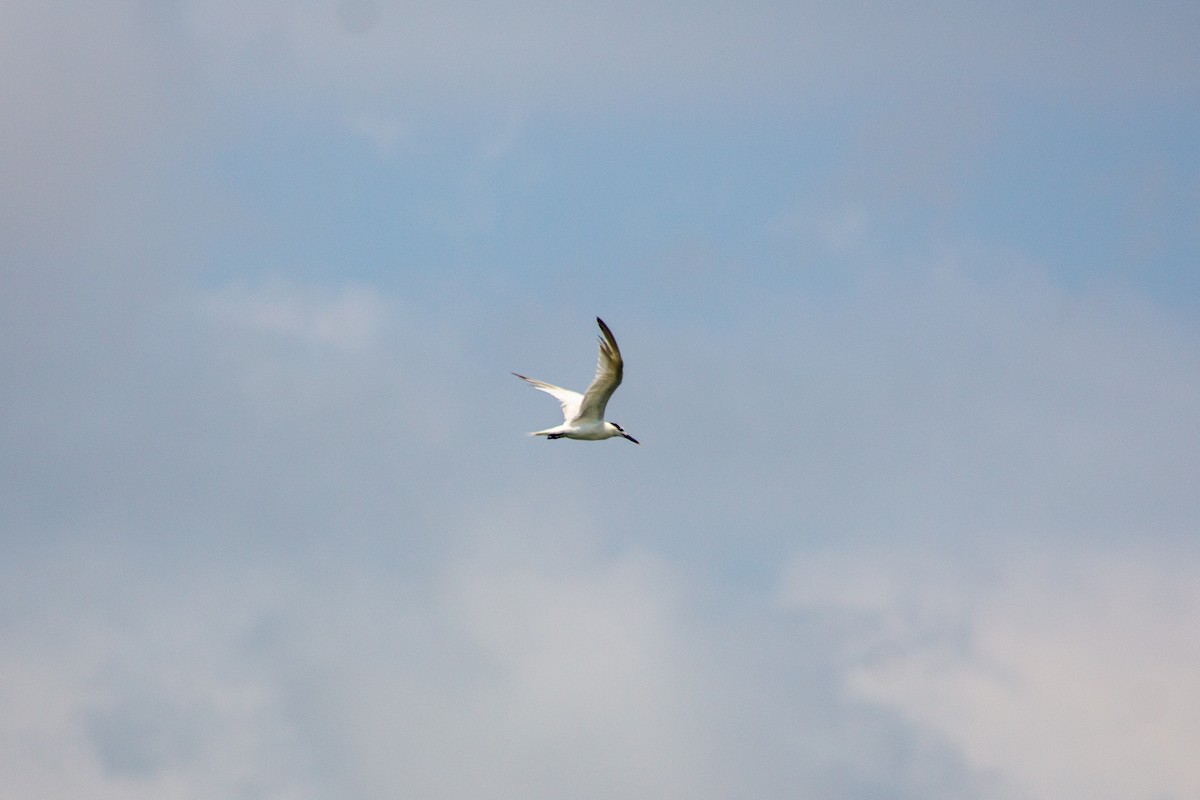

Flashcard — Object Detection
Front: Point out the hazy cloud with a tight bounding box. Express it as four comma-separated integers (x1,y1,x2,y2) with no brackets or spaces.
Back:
182,1,1200,113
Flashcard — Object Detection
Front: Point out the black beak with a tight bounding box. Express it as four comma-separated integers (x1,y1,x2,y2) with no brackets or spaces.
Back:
623,434,640,444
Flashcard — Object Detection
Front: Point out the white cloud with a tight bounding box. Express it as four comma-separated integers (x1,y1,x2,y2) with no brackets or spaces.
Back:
345,112,411,158
781,545,1200,800
206,281,387,351
2,516,1009,800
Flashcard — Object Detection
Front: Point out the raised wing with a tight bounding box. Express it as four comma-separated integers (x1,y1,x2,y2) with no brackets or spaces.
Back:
512,373,583,422
576,317,624,422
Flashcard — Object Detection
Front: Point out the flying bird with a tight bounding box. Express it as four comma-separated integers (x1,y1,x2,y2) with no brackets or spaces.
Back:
513,317,640,444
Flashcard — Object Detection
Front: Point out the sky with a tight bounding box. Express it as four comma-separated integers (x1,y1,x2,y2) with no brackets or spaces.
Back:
2,1,1199,798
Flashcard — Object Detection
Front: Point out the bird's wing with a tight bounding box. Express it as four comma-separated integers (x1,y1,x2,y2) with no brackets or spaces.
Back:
576,317,624,422
512,373,583,422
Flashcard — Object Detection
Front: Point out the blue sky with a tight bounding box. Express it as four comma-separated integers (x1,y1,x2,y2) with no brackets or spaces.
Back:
3,2,1199,799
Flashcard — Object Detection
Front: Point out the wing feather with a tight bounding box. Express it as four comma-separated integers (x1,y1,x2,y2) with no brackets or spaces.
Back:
512,373,583,422
576,317,624,422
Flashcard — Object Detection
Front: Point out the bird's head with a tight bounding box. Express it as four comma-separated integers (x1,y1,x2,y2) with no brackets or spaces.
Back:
609,422,640,444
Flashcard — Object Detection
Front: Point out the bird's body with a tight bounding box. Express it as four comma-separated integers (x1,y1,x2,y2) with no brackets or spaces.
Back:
513,318,640,444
